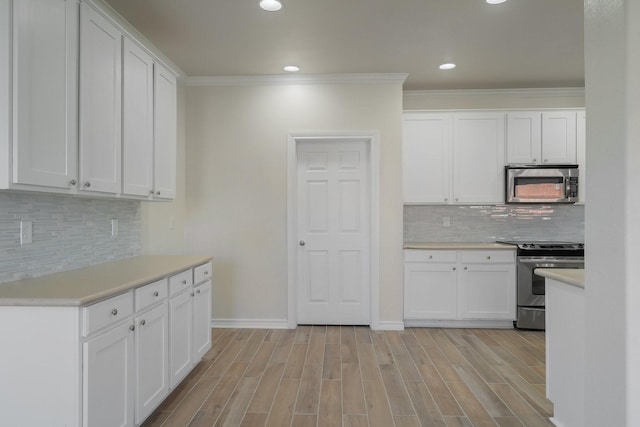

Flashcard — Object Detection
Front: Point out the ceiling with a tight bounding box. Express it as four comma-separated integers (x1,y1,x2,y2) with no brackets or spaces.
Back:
103,0,584,90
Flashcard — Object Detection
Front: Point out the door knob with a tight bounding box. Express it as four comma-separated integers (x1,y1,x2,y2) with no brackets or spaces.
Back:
299,240,306,246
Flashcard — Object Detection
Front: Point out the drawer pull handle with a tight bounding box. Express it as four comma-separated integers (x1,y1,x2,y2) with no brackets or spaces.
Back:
111,309,118,316
153,291,159,297
140,319,146,326
129,325,135,331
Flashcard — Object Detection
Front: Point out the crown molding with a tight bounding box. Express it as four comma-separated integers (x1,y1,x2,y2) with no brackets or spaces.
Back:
185,73,409,87
403,87,585,98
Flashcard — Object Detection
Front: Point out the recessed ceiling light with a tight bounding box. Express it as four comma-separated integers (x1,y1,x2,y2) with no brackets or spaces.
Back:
439,63,456,70
259,0,283,11
283,65,300,72
486,0,508,4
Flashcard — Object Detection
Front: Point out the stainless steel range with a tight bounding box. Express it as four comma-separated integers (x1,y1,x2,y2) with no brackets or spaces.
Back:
497,241,584,330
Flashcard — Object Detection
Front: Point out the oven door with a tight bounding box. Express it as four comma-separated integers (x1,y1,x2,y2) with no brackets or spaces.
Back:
517,256,584,306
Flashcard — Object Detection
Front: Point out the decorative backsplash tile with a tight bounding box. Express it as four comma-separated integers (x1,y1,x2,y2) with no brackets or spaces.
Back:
0,192,141,284
404,204,584,243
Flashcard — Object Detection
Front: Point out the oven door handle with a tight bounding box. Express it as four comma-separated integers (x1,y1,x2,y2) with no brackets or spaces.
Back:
518,257,584,265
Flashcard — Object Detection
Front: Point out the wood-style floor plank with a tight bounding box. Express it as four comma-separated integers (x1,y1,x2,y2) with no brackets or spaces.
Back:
145,327,551,427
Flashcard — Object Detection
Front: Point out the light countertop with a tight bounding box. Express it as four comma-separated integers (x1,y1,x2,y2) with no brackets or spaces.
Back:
535,268,585,289
0,255,213,307
404,242,517,250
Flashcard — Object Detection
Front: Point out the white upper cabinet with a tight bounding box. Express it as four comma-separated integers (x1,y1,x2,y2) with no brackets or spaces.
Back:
506,110,579,165
2,0,78,191
403,111,505,204
79,2,122,194
452,112,505,204
122,37,154,197
153,63,177,200
403,113,451,203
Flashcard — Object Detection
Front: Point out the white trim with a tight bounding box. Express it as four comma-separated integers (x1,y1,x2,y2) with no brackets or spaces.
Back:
548,417,564,427
404,87,585,99
287,131,381,329
403,319,515,329
211,318,291,329
373,321,405,331
186,73,408,87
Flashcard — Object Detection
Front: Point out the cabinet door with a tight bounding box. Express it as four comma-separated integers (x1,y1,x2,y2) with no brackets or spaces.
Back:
506,112,541,165
453,112,505,204
402,113,452,203
193,280,212,360
404,262,458,320
458,263,516,320
83,321,135,427
122,37,154,197
135,302,169,424
169,290,193,388
153,63,177,199
79,3,121,194
576,110,586,203
541,111,577,164
12,0,78,189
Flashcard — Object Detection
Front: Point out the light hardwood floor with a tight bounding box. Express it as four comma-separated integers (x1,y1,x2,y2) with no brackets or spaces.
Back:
142,327,553,427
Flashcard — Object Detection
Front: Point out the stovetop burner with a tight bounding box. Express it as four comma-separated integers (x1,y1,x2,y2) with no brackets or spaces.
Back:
496,240,584,256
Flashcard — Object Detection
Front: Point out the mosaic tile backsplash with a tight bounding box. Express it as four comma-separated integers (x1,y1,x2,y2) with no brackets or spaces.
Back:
0,192,141,284
404,204,584,243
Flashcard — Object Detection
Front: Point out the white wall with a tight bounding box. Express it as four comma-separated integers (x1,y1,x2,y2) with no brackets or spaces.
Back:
184,82,404,326
403,88,584,111
584,1,640,426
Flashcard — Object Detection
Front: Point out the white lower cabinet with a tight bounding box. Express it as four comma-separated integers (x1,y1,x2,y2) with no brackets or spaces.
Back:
193,280,212,360
404,249,516,327
83,320,135,427
169,289,194,388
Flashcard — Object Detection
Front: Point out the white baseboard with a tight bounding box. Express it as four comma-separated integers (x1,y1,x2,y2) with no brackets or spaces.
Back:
403,319,514,329
372,321,405,331
210,318,291,329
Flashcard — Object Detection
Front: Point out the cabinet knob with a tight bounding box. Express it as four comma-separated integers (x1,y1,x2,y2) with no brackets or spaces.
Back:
191,292,195,297
444,198,448,202
464,266,468,270
452,267,456,271
197,289,201,294
156,191,161,196
204,271,209,275
149,190,155,196
153,291,159,297
487,256,491,260
544,159,548,163
69,179,77,186
182,280,187,285
299,240,306,247
129,325,135,331
84,181,91,188
532,158,537,163
111,309,118,316
455,198,459,202
140,319,146,326
428,255,433,259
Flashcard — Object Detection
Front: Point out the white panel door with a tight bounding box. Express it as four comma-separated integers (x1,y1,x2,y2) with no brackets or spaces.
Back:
79,2,121,193
402,113,452,203
506,112,542,165
153,63,177,199
122,37,154,197
12,0,78,189
297,140,370,325
541,111,577,164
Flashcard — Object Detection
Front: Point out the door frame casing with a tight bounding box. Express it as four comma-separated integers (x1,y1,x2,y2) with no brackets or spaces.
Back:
287,131,380,329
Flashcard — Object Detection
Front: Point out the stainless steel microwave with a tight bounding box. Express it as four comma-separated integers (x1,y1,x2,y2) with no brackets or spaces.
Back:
505,165,579,204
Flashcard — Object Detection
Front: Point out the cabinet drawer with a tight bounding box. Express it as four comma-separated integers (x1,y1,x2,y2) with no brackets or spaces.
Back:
459,250,515,264
83,292,134,337
135,279,168,312
404,250,457,263
194,262,213,284
169,269,193,296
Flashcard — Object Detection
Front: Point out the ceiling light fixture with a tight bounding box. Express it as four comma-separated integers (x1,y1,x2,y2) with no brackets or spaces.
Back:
486,0,508,4
439,63,456,70
283,65,300,72
259,0,283,11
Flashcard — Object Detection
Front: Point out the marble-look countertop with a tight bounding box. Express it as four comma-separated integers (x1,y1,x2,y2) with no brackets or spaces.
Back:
0,255,213,307
535,268,585,289
404,242,517,250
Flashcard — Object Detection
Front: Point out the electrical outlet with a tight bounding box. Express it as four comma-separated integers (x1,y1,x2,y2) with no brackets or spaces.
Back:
20,221,33,245
111,219,118,237
443,216,451,227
